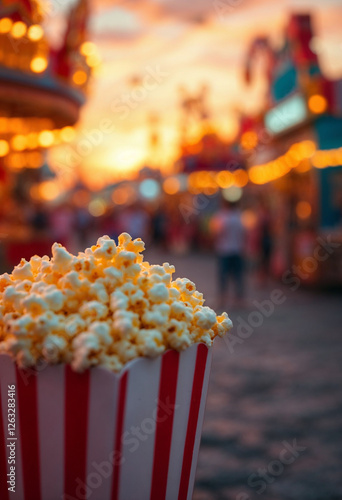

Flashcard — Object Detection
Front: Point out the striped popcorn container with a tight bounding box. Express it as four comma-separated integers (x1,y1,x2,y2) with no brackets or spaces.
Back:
0,342,212,500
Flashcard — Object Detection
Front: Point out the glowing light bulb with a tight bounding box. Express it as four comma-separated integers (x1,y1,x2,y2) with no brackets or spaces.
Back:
11,22,27,38
0,18,12,34
38,130,54,147
0,140,9,157
73,70,87,85
163,177,180,195
308,94,327,114
80,41,96,56
28,25,44,42
30,56,48,73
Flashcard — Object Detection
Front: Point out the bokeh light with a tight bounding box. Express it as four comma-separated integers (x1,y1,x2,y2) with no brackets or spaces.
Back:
88,198,106,216
0,140,9,157
139,179,160,199
27,25,44,42
308,94,327,114
296,201,312,219
30,56,48,73
222,186,243,202
163,177,181,195
11,21,26,38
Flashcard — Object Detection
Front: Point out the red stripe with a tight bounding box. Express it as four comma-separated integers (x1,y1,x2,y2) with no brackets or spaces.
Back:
0,385,9,500
16,367,41,500
111,370,128,500
64,366,90,499
150,350,180,500
178,344,208,500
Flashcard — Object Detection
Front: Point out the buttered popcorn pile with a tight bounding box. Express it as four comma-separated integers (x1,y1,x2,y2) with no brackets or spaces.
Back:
0,233,232,373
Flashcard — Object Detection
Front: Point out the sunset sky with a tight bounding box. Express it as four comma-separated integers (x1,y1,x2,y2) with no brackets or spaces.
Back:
48,0,342,189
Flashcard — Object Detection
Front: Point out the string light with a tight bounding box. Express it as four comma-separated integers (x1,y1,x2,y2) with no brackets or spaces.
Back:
60,126,76,142
11,22,27,39
0,18,12,34
11,135,27,151
73,70,87,85
27,25,44,42
38,130,54,147
163,177,181,195
296,201,312,219
240,130,258,150
30,56,48,73
0,140,9,157
308,94,327,114
80,41,97,56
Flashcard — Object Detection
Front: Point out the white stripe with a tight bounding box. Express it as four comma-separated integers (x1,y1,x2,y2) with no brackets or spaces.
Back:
0,354,24,500
165,344,198,500
186,346,213,500
119,357,161,500
37,365,65,500
86,367,120,500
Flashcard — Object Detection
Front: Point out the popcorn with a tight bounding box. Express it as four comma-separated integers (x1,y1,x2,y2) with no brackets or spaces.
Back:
0,233,233,372
148,283,169,303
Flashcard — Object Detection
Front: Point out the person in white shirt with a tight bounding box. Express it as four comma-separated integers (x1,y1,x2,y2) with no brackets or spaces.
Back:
211,199,246,307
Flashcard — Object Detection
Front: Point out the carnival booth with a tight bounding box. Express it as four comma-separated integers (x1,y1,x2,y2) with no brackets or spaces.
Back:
242,13,342,286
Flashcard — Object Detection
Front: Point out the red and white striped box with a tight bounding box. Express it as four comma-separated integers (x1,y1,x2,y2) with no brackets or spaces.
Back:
0,343,212,500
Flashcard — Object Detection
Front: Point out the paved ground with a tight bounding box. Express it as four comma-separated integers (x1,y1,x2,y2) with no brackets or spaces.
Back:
146,250,342,500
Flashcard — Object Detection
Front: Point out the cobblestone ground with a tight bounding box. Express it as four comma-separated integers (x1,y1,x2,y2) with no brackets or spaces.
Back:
146,250,342,500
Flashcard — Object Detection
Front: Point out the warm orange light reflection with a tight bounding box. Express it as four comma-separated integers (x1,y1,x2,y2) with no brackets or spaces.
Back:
12,135,27,151
0,18,12,34
233,169,249,187
215,170,233,188
27,152,43,168
241,131,258,150
87,54,101,68
308,94,327,114
80,41,96,56
0,140,9,157
73,70,87,85
39,181,60,201
89,199,106,216
60,126,76,143
72,189,91,207
27,25,43,41
163,176,180,195
38,130,54,147
11,21,26,38
296,201,312,219
241,210,258,229
25,133,37,150
30,56,48,73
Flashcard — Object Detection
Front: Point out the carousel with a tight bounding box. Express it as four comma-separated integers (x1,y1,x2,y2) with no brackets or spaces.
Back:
0,0,96,269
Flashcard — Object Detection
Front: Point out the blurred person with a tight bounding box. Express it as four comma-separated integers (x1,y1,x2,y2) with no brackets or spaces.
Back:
75,207,93,250
152,208,168,248
210,199,246,308
117,203,151,242
49,203,76,250
30,202,49,237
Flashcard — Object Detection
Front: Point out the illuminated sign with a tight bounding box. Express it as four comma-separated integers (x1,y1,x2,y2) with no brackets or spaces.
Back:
265,94,308,135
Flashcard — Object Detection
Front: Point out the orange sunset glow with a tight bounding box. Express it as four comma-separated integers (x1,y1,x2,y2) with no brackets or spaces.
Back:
46,0,342,189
